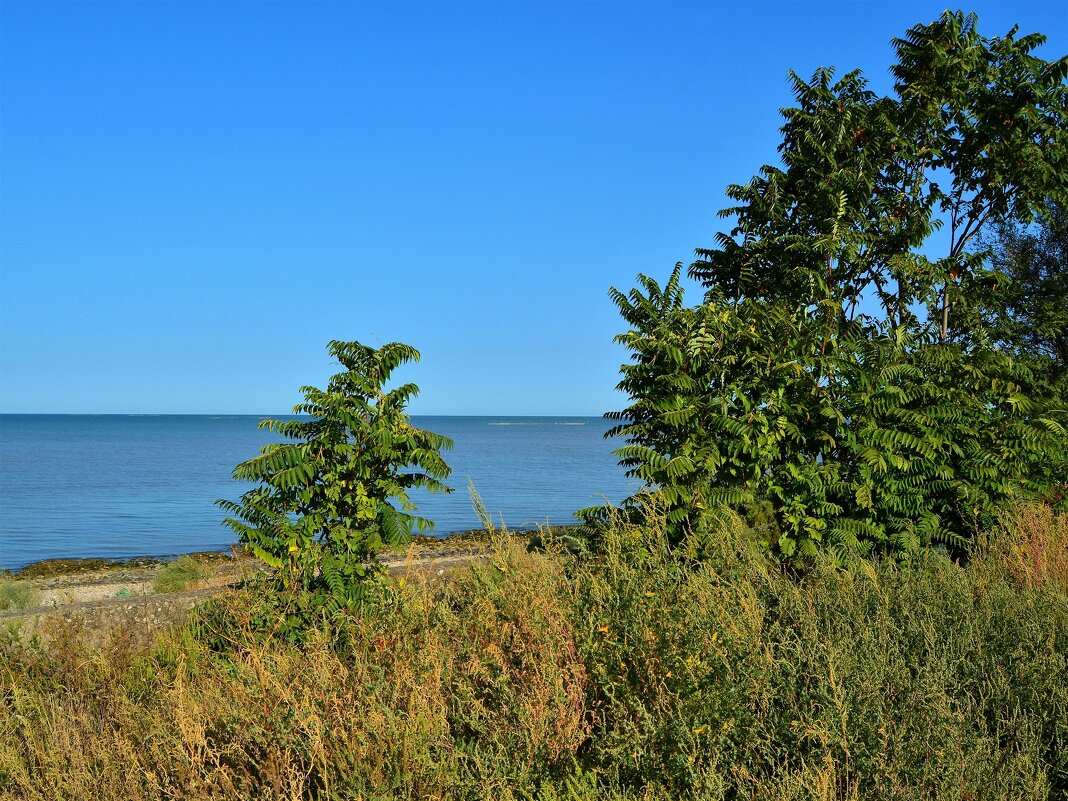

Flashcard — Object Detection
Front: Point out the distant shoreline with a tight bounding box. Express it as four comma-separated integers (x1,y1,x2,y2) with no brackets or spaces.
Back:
0,413,608,419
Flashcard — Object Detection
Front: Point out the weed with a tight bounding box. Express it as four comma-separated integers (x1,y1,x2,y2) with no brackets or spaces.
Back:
985,502,1068,593
152,556,207,594
0,578,39,611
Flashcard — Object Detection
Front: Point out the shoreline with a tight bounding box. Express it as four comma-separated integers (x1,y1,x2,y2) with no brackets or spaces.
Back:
0,528,544,645
2,524,575,579
0,526,577,634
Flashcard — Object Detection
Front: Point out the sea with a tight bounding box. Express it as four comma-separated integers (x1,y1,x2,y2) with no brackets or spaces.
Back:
0,415,640,571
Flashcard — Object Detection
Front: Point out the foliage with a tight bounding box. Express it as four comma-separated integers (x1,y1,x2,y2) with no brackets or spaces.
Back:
566,502,1068,798
152,556,208,594
597,12,1068,557
1,505,1066,799
956,199,1068,377
218,340,452,619
0,579,38,611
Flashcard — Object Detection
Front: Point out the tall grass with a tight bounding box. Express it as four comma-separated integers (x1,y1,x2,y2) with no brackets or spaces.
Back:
0,506,1065,799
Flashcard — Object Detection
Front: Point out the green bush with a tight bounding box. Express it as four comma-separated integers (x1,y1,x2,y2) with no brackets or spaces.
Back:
0,578,38,611
152,556,207,594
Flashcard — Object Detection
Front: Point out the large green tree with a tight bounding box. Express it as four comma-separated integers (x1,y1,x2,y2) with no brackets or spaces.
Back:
600,12,1068,559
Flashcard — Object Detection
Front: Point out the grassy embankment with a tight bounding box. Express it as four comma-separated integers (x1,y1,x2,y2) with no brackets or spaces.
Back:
0,505,1066,800
0,530,515,616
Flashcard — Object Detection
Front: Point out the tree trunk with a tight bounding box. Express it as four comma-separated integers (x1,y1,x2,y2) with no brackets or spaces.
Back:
940,281,950,341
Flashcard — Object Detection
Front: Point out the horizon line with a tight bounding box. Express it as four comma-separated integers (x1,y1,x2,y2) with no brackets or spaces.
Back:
0,412,611,418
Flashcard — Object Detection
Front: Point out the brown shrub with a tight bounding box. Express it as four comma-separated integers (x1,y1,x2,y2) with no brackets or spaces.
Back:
987,503,1068,593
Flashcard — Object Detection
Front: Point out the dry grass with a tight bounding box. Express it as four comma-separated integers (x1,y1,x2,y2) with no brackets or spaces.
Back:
0,507,1065,800
986,502,1068,593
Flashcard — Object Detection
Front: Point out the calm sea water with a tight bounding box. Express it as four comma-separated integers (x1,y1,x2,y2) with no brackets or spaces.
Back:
0,415,639,570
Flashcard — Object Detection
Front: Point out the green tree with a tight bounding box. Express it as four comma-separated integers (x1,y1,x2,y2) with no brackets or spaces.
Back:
218,340,452,611
600,12,1068,559
955,200,1068,375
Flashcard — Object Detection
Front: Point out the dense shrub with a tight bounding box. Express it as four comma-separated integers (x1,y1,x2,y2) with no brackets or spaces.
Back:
568,504,1068,797
152,556,208,594
0,579,38,611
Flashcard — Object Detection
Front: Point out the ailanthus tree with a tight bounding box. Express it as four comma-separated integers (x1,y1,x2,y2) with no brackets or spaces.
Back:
219,340,452,613
599,12,1068,559
956,200,1068,376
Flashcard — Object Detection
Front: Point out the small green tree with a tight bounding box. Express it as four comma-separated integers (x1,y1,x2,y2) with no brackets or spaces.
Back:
218,340,452,612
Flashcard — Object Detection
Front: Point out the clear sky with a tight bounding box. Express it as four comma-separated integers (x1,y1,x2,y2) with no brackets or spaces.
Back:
2,1,1066,415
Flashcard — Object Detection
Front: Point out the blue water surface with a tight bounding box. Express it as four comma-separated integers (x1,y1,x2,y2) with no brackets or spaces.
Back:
0,415,639,570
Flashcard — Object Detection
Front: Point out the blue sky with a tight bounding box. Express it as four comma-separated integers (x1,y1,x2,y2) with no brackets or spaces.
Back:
2,1,1066,415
